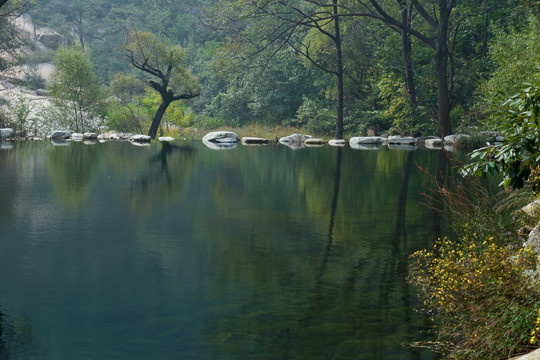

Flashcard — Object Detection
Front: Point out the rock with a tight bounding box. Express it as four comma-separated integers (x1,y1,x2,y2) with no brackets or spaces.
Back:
83,132,98,140
443,134,469,144
37,33,63,49
279,133,312,144
35,89,49,96
349,136,385,144
241,137,269,145
158,136,175,142
0,128,14,140
131,134,151,142
387,136,416,145
203,131,240,143
328,139,346,147
203,138,238,150
480,131,498,142
50,130,71,139
71,133,83,141
51,138,70,146
350,143,382,150
522,200,540,218
416,136,439,145
305,138,326,145
424,138,443,148
511,348,540,360
495,135,504,142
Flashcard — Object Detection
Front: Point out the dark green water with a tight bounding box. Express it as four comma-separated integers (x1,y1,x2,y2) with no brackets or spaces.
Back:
0,140,449,360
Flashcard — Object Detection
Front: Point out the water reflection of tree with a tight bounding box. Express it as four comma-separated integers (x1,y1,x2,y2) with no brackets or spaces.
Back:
46,142,102,211
129,142,196,213
202,148,440,360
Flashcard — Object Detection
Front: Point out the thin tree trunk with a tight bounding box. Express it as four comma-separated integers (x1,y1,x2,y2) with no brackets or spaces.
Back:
333,0,344,140
401,3,416,104
148,97,172,139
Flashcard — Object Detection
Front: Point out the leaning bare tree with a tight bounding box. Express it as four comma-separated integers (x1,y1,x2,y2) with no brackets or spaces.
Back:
124,30,200,139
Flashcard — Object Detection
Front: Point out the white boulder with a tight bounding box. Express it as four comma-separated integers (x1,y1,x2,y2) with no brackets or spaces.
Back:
443,134,469,144
305,138,326,146
328,139,346,147
387,136,416,145
71,133,83,141
241,137,269,145
158,136,176,142
424,138,443,148
349,136,385,144
83,132,98,140
203,131,240,143
50,130,71,139
131,134,151,142
279,133,312,144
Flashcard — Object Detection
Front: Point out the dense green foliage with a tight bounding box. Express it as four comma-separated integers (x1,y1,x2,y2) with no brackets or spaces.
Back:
17,0,536,137
47,45,106,132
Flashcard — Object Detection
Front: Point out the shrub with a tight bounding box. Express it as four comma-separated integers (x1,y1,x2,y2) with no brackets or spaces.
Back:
410,235,540,359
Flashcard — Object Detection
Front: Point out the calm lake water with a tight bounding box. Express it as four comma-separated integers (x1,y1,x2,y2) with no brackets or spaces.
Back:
0,140,451,360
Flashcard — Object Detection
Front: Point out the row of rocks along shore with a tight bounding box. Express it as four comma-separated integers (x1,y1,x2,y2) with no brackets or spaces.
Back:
0,128,503,151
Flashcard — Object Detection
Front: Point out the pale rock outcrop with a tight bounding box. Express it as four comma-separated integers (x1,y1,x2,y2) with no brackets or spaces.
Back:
241,137,269,145
37,33,63,49
305,138,326,146
443,134,469,144
158,136,175,142
279,134,312,144
350,136,385,144
71,133,83,141
387,135,416,145
131,134,151,142
512,348,540,359
328,139,346,147
83,132,98,140
424,138,443,149
203,131,240,143
50,130,71,139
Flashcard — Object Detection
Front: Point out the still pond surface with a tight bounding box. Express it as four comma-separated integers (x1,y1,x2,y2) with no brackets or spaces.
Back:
0,140,451,359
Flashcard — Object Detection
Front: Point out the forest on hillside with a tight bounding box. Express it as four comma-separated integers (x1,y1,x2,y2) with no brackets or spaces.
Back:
0,0,539,139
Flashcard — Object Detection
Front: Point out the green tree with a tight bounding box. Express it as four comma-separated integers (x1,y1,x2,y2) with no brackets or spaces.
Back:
48,45,105,132
124,30,200,139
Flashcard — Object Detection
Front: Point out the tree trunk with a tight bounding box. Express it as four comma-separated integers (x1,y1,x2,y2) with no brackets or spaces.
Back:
401,4,416,104
148,97,172,139
435,9,452,139
333,0,345,140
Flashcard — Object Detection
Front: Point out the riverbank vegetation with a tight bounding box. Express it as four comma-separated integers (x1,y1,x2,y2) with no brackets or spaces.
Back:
409,77,540,359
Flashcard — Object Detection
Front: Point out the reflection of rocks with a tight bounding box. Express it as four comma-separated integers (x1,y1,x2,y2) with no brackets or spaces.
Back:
387,136,416,145
50,130,71,139
0,128,13,140
0,141,13,150
279,133,312,145
51,138,70,146
241,137,269,145
328,139,346,147
350,143,382,150
350,136,385,144
388,144,417,151
158,136,175,142
203,131,240,143
130,141,151,147
83,140,97,145
280,141,306,150
131,134,152,143
203,138,238,150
